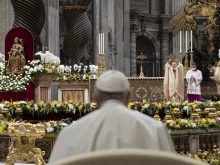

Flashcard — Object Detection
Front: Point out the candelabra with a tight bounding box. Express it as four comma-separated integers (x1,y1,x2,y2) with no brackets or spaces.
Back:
97,54,106,77
137,53,146,78
190,51,194,68
179,52,182,63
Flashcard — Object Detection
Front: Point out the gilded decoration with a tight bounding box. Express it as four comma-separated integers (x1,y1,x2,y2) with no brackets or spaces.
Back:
90,78,164,102
5,123,46,165
7,37,26,74
170,0,218,53
90,78,217,102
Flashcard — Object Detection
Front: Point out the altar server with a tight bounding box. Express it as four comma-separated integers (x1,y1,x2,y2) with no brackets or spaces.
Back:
49,70,175,164
186,63,203,102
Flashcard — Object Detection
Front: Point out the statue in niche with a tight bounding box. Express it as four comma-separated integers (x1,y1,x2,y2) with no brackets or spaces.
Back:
7,37,26,74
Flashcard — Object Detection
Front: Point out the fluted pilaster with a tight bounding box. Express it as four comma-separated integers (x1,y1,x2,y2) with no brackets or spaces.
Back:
159,29,169,76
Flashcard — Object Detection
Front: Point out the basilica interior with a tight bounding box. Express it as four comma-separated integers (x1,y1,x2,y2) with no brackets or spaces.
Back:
0,0,220,165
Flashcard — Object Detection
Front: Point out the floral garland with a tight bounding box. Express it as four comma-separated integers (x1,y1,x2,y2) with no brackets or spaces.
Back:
0,100,97,116
165,118,220,130
0,120,69,134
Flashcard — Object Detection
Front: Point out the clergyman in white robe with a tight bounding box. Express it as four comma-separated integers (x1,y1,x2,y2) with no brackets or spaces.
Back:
49,70,175,164
186,67,203,102
163,61,184,102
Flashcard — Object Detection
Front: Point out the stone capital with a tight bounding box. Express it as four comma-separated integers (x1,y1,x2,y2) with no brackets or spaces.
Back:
130,24,141,33
158,29,169,40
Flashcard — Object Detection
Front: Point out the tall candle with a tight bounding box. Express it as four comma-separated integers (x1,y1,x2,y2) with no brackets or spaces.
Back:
100,33,102,54
99,33,101,54
180,31,182,53
190,30,193,52
103,33,104,54
186,31,188,52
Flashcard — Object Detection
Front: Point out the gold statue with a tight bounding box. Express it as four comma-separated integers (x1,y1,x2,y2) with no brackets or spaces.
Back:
7,37,26,74
5,123,46,165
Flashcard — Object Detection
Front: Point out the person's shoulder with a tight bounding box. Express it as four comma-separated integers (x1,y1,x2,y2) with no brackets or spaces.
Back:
132,110,163,126
197,70,202,73
62,110,101,131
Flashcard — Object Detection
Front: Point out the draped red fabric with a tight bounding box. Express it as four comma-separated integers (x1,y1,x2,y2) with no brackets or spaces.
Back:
0,27,35,101
0,83,34,101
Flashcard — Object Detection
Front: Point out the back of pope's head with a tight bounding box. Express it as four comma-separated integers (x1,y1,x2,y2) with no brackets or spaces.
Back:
94,70,130,107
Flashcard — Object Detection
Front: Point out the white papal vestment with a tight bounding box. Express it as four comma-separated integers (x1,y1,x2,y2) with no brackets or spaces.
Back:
49,100,175,164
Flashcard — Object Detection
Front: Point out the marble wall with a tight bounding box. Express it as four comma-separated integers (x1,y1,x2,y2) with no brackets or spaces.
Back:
0,0,14,54
93,0,130,76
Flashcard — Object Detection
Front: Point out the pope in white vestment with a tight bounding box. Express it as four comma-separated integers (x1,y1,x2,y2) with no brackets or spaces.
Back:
164,60,184,102
49,70,175,164
186,64,203,102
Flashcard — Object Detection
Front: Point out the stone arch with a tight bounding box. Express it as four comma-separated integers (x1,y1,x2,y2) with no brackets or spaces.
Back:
136,31,160,77
136,31,159,60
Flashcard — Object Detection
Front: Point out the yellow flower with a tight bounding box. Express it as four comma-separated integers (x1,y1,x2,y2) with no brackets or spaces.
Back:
78,105,83,111
128,102,134,109
157,103,162,109
201,118,206,124
210,119,216,124
69,100,73,104
171,102,177,106
194,155,201,161
26,105,31,110
192,104,197,109
175,124,180,129
0,126,4,133
51,101,57,107
183,100,189,105
12,102,18,105
142,99,147,104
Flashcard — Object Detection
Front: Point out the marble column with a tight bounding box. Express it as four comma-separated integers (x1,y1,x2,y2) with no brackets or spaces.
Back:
160,29,169,76
0,0,14,54
92,0,100,65
151,0,158,15
165,0,170,15
43,0,59,57
130,31,137,77
123,0,130,76
43,0,59,101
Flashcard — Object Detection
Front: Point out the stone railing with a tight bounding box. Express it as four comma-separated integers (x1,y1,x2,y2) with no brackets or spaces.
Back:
0,129,219,162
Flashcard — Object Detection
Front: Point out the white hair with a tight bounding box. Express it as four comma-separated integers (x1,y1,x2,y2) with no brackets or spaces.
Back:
94,88,129,104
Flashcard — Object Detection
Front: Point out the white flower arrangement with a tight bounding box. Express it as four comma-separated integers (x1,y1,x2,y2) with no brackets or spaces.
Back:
35,51,60,65
0,51,98,91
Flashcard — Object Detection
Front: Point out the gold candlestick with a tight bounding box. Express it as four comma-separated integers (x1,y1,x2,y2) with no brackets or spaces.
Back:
179,52,182,64
190,51,194,68
184,52,189,69
97,53,106,77
137,53,146,78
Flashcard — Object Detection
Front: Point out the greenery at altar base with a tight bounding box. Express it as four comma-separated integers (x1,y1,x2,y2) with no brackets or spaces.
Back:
0,51,98,92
